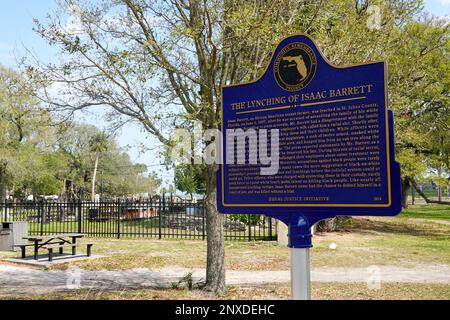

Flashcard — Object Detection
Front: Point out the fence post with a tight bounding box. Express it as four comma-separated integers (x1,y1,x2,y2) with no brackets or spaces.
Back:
77,200,82,234
3,200,8,221
202,204,206,240
39,201,44,236
162,193,165,214
117,200,121,239
268,217,273,240
248,214,252,241
158,197,162,239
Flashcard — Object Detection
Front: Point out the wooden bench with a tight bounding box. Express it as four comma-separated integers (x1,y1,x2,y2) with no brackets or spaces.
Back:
15,242,77,260
21,234,86,260
14,242,63,257
86,242,93,257
14,244,34,259
43,243,93,261
16,240,93,261
42,243,77,262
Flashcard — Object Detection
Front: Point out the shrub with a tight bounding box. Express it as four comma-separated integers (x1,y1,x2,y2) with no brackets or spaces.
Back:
229,214,264,225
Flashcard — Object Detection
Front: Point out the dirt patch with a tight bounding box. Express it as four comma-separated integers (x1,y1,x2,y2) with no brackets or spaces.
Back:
351,217,449,237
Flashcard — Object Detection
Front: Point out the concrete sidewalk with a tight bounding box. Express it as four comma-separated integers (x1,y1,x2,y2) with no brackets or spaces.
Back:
1,263,449,296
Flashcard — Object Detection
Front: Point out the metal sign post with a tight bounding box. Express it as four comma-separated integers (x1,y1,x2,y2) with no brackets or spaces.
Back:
284,214,317,300
277,213,326,300
291,247,311,300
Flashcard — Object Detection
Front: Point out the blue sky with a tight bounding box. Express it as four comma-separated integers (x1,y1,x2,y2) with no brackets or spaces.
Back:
0,0,449,187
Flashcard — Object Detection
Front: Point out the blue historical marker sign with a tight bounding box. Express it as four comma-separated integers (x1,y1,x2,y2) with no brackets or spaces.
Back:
217,34,401,247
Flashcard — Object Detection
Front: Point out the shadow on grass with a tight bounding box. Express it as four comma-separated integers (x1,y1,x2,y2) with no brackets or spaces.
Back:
350,217,450,238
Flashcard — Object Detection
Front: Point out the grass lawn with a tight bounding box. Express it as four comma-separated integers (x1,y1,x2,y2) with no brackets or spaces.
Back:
399,204,450,221
0,204,448,299
1,204,448,271
2,283,449,300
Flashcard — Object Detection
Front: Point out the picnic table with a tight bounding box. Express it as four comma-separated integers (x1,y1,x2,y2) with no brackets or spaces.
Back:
19,233,90,261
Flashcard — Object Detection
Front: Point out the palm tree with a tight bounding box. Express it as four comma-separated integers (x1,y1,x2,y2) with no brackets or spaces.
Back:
89,132,109,201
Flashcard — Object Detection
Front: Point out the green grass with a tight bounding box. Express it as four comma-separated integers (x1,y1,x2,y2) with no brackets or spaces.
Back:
399,204,450,221
2,212,448,272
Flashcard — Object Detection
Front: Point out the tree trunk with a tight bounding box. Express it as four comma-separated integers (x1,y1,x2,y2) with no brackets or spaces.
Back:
91,154,99,202
401,177,411,208
410,179,450,205
0,168,6,202
203,165,225,293
61,178,66,199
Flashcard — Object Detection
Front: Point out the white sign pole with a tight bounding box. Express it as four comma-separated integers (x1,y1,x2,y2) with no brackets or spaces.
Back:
291,247,311,300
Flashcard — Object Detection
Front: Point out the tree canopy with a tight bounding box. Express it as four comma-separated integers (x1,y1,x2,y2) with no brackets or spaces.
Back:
0,65,161,201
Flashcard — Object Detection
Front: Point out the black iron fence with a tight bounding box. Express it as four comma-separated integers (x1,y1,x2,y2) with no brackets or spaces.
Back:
0,198,277,241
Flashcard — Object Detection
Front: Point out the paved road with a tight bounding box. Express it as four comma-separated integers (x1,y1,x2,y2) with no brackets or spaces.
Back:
1,264,449,296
